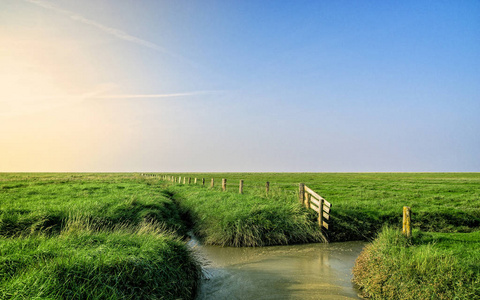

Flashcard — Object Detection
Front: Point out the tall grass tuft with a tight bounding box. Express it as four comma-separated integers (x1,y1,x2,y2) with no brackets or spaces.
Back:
353,226,480,299
0,220,200,300
168,185,325,247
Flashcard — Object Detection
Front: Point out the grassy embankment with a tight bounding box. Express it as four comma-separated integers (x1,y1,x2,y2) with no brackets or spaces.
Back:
162,173,480,240
167,184,325,247
162,173,480,299
353,227,480,299
0,173,199,300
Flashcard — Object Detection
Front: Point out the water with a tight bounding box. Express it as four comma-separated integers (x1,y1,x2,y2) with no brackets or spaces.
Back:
188,237,365,300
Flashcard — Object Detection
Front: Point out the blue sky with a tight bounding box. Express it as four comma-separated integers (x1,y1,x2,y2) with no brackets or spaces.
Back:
0,0,479,172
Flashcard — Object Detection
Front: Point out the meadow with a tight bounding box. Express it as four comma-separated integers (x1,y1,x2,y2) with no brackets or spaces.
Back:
0,173,199,300
163,172,480,299
162,173,480,241
1,172,479,299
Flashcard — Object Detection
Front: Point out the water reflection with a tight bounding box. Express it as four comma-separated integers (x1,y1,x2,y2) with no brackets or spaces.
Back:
188,238,365,300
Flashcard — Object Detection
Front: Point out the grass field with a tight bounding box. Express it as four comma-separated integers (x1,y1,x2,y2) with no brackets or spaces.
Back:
162,172,480,299
0,173,199,300
161,172,480,241
1,172,479,299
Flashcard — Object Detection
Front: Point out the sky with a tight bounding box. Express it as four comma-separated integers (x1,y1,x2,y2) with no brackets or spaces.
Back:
0,0,479,172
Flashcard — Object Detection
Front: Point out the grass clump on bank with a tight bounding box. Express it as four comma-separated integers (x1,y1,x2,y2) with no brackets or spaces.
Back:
0,221,200,300
168,185,325,247
353,227,480,299
0,173,188,236
0,174,201,300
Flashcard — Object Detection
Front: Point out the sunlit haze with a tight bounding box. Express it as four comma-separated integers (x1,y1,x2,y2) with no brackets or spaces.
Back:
1,1,479,172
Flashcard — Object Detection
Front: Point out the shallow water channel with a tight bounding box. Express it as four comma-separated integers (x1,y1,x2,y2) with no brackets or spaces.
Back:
188,237,365,300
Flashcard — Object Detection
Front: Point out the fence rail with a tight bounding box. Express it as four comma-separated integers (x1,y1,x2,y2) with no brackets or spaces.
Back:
140,174,331,231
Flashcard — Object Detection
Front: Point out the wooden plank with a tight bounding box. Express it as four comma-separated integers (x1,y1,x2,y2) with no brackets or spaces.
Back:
310,197,320,207
305,186,332,208
323,199,332,208
323,212,329,220
304,186,324,201
323,206,330,214
311,205,320,213
322,221,329,230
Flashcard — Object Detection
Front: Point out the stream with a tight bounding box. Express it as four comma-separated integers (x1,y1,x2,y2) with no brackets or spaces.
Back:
188,236,365,300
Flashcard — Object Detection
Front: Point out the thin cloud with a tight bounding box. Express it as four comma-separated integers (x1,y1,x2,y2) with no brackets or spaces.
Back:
24,0,185,61
93,91,224,99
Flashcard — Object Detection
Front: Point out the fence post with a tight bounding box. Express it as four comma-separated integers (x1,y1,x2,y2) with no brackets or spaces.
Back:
239,180,244,194
222,178,227,191
194,178,197,184
210,178,214,188
188,177,191,184
202,178,205,186
265,182,270,194
299,183,305,205
183,177,186,184
403,206,412,238
178,176,181,184
298,183,305,204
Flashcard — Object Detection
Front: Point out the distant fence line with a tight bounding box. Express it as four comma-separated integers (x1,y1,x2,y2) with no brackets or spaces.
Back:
140,173,331,230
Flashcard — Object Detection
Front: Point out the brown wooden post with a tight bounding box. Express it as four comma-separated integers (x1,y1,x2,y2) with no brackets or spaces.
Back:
299,183,305,204
239,180,244,194
403,206,412,238
194,178,197,184
188,177,191,184
178,176,181,183
222,178,227,191
210,178,214,188
265,182,270,194
183,177,186,184
306,193,311,209
202,178,205,186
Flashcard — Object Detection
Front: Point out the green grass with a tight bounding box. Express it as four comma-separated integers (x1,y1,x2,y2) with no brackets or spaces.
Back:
0,173,199,299
353,227,480,299
0,173,188,236
0,221,199,300
2,172,479,298
162,173,480,241
167,185,325,246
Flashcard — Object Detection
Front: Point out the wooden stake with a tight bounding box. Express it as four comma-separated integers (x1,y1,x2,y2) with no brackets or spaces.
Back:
222,178,227,191
239,180,244,194
403,206,412,238
188,177,191,184
299,183,305,204
265,182,270,194
202,178,205,186
210,178,214,188
194,178,197,184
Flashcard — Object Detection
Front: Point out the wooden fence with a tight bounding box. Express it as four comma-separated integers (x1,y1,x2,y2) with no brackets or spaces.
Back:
140,174,331,231
299,183,331,230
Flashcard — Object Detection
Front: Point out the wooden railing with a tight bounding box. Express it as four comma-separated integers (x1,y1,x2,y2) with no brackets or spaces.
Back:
299,183,331,230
